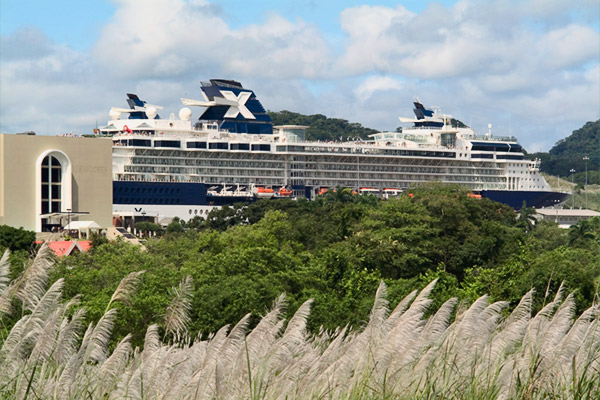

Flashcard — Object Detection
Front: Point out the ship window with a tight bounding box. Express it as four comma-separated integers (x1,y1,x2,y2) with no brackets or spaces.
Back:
128,139,151,147
471,142,510,152
187,141,207,149
251,144,271,151
155,140,181,148
231,143,250,151
209,142,229,150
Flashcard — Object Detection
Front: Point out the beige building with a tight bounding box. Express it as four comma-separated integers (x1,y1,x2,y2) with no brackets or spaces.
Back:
535,208,600,229
0,133,113,232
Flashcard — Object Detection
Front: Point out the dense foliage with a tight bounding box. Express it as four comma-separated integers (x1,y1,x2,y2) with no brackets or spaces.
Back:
1,250,599,399
6,185,589,348
0,225,35,252
268,110,379,141
0,225,36,281
529,120,600,184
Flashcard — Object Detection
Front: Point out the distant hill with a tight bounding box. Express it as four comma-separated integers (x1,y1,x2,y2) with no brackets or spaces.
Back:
528,120,600,184
267,110,378,141
267,110,469,141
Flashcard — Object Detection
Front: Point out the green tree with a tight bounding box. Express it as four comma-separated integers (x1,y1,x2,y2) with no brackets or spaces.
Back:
0,225,35,252
165,219,185,234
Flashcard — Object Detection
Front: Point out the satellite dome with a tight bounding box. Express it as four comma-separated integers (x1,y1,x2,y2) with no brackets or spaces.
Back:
179,107,192,121
109,109,121,120
145,106,158,119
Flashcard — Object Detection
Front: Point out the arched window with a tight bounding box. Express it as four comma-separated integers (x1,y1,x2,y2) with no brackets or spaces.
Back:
41,155,62,214
36,150,72,232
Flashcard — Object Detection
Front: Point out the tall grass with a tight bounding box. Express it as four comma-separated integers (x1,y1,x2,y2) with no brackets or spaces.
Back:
0,246,599,399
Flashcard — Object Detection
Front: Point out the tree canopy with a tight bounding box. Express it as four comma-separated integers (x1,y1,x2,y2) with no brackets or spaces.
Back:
26,185,598,348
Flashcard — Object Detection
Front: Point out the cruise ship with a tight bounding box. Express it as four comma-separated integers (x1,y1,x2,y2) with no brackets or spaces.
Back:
99,79,569,222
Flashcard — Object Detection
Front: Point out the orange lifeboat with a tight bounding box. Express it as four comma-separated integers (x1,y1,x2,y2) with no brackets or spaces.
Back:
277,187,293,197
467,193,482,199
359,187,379,194
253,186,275,198
318,188,329,195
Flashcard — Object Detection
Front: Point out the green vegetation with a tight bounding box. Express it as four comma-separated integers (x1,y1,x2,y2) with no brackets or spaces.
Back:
1,187,600,397
2,185,599,350
544,174,600,212
0,225,36,281
0,225,35,252
0,248,599,399
268,110,379,141
529,120,600,185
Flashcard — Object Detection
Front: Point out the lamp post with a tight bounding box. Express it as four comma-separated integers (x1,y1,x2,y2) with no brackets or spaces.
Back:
583,156,589,209
570,169,576,209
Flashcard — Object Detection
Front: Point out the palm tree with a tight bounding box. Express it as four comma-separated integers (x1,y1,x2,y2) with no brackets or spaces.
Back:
568,217,599,246
517,206,537,232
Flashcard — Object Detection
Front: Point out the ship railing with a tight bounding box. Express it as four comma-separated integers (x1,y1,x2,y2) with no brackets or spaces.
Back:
464,134,518,142
201,81,240,89
288,139,449,150
402,126,444,131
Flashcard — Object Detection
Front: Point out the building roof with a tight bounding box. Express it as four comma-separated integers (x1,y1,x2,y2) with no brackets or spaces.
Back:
64,220,102,229
159,217,174,226
535,208,600,217
46,240,92,257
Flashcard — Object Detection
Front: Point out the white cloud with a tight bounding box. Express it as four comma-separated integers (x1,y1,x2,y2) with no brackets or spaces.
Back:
1,0,598,152
354,76,404,99
92,0,330,80
338,0,599,80
540,25,600,69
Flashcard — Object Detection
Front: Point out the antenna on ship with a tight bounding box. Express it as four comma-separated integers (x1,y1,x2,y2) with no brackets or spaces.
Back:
487,123,492,138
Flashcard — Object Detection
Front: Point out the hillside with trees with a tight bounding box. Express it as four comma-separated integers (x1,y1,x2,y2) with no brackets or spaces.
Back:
529,120,600,185
268,110,379,141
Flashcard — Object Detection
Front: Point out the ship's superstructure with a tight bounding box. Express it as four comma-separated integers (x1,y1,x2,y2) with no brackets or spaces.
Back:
99,79,569,221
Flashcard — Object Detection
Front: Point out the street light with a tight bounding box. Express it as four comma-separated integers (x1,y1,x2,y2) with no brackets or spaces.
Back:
583,156,589,209
570,169,576,209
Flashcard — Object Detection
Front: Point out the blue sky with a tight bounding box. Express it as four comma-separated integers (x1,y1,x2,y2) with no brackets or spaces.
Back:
1,0,599,152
